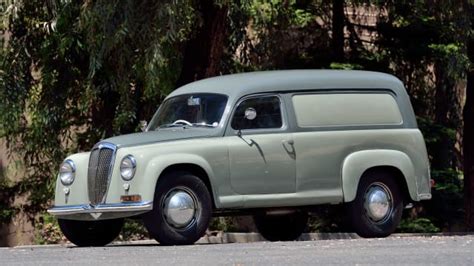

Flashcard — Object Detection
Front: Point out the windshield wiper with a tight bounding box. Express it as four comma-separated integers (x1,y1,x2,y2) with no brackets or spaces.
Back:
158,123,187,129
157,122,217,129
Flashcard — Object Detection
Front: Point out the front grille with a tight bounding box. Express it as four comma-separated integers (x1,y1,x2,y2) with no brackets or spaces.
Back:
88,144,115,205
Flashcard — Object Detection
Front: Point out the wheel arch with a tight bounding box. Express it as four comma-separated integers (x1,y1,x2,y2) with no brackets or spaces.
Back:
342,149,417,203
357,166,411,205
141,154,218,209
158,163,217,209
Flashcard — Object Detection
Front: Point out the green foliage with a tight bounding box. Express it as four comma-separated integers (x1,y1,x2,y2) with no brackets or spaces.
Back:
34,213,65,245
329,62,363,70
417,117,457,147
209,217,238,232
0,179,18,225
0,0,471,237
0,0,198,222
117,219,149,241
432,169,463,194
398,218,440,233
428,169,465,230
0,207,15,224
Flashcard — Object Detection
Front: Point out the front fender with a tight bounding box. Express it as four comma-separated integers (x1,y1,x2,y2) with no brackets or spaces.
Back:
136,153,216,203
53,152,91,206
342,149,417,202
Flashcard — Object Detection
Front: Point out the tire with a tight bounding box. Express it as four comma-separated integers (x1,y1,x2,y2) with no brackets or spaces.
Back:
143,172,212,245
348,170,403,238
58,218,124,247
254,212,308,241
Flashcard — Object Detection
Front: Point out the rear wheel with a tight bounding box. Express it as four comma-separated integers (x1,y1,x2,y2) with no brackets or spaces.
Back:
58,218,124,247
144,172,212,245
254,212,308,241
348,171,403,237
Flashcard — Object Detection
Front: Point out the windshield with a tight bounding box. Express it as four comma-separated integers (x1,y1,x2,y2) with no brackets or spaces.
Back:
148,93,228,130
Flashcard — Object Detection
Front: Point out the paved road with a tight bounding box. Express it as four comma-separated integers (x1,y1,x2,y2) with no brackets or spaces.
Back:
1,235,473,265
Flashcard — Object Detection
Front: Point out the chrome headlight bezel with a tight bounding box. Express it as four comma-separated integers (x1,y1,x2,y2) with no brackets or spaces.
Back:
120,155,136,181
59,159,76,186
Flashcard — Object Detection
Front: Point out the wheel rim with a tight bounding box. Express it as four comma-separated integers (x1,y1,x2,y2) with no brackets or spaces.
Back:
363,182,393,224
162,187,200,229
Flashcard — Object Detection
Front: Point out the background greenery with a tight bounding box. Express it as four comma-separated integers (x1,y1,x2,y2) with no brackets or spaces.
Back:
1,0,474,243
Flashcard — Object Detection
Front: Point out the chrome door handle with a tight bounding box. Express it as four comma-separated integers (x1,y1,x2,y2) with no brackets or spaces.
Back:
282,139,294,145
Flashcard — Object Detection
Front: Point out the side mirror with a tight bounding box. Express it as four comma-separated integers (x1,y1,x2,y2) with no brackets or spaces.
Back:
140,120,148,132
244,107,257,120
237,107,257,137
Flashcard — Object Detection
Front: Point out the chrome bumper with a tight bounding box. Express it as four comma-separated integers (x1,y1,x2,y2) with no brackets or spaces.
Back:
47,201,153,220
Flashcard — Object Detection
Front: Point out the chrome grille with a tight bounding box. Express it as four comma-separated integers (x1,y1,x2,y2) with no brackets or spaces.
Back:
87,144,115,205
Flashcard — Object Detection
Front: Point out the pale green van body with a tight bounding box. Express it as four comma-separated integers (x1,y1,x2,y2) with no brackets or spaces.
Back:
48,70,431,221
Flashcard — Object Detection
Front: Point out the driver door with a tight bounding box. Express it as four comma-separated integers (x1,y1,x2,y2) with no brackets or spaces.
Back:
225,95,296,195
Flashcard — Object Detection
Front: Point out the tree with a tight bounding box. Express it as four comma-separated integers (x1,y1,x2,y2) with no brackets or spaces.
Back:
464,1,474,231
177,0,230,86
0,0,197,219
331,0,345,62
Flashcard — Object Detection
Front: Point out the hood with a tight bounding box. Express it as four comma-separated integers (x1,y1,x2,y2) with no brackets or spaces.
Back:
102,127,217,148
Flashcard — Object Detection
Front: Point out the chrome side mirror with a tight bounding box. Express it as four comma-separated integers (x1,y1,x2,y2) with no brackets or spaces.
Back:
237,107,257,137
140,120,148,132
244,107,257,120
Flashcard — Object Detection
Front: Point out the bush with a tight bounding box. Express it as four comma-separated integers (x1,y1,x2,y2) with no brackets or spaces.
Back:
35,214,66,245
398,218,440,233
117,219,149,241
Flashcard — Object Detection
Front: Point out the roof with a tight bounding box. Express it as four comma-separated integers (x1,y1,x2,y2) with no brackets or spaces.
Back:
167,70,405,100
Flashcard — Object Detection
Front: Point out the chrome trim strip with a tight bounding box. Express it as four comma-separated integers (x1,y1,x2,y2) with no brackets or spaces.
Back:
47,201,153,216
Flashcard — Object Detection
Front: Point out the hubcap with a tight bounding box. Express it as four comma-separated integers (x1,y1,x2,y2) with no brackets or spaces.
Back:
163,188,197,228
364,183,393,223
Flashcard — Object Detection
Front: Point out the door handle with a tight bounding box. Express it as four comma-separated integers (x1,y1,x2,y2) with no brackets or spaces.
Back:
282,139,294,145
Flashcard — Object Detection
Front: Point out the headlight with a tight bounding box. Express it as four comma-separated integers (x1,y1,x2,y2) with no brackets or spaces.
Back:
120,155,136,181
59,159,75,186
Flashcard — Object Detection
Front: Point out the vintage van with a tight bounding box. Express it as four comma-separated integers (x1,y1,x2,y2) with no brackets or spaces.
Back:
48,70,431,246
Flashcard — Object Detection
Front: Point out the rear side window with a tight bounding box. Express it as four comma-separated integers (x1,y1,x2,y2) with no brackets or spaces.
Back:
292,93,402,127
231,96,283,130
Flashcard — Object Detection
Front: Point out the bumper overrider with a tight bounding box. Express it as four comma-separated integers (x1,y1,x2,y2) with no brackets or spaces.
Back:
47,201,153,221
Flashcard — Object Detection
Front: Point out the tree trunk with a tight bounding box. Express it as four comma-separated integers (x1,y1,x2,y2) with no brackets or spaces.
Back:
331,0,345,62
464,35,474,230
432,63,456,170
177,0,229,86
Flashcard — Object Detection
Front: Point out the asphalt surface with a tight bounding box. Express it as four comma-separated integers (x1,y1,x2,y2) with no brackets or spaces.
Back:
1,235,473,265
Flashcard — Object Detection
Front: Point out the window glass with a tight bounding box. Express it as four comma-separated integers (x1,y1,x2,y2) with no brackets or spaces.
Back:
231,96,283,130
292,93,402,127
148,93,227,130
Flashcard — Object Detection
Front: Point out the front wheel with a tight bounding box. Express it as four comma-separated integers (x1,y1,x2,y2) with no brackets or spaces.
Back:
143,172,212,245
348,171,403,237
254,212,308,241
58,218,124,247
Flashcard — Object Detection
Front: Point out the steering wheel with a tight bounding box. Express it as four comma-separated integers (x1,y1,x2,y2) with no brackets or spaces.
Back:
172,119,193,126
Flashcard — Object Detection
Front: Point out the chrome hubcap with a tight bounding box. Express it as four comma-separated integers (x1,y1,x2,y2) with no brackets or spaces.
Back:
364,183,392,223
163,188,197,228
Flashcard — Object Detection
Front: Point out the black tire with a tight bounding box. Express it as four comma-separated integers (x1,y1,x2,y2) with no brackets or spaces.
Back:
143,172,212,245
58,218,124,247
254,212,308,241
348,170,403,238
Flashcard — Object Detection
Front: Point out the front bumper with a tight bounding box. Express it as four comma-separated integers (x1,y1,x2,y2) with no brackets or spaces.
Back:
47,201,153,221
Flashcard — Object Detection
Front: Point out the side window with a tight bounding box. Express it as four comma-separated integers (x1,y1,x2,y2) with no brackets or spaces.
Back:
231,96,283,130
